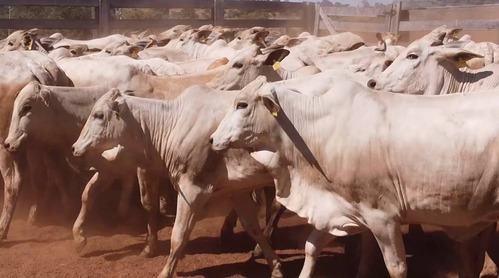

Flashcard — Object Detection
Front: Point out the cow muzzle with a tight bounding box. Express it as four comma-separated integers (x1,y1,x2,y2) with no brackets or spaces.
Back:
72,143,87,157
367,79,377,89
209,135,230,152
3,133,27,152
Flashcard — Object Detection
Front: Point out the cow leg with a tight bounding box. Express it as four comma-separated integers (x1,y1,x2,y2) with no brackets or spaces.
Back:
158,189,207,278
298,229,334,278
117,176,135,220
136,168,159,258
454,224,495,278
73,171,112,253
44,153,73,219
356,231,380,278
484,223,499,277
0,152,25,241
231,193,282,278
220,209,237,246
369,219,407,278
26,150,47,225
253,199,286,257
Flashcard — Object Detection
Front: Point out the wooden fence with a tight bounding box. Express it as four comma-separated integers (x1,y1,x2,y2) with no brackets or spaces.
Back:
1,0,499,43
0,0,316,36
316,1,499,44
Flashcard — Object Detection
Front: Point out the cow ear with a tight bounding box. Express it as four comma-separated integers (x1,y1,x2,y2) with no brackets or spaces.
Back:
253,31,269,45
258,85,280,117
23,35,34,50
196,30,212,43
108,89,122,113
438,48,483,68
128,45,143,59
262,49,290,66
39,88,50,106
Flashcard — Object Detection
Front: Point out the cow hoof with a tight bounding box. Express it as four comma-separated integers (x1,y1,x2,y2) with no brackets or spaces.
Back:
140,246,157,258
271,261,283,278
74,237,87,254
252,244,263,258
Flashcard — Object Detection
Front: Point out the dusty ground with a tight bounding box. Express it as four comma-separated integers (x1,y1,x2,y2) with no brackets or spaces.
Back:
0,186,497,278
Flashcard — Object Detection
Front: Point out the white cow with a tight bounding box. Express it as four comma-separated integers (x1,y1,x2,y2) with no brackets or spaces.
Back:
211,76,499,278
72,88,283,278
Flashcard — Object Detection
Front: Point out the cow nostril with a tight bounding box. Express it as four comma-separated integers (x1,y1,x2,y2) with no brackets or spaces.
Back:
209,137,214,145
3,142,9,149
367,79,377,89
71,146,76,154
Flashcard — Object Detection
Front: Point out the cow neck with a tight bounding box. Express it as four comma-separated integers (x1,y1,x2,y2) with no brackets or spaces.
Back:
438,62,498,95
124,96,181,170
271,84,336,184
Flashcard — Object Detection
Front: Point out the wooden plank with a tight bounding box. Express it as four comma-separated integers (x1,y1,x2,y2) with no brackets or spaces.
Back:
399,19,499,31
402,1,499,10
305,2,316,33
319,21,386,33
220,19,305,28
318,6,336,35
321,6,388,17
0,19,98,29
111,19,213,30
220,1,305,11
0,0,99,6
110,0,213,9
214,0,224,27
313,3,320,36
389,1,401,34
99,0,110,36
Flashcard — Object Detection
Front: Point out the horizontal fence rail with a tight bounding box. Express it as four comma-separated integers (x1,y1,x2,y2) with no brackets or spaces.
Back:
0,0,315,36
0,0,498,43
317,1,499,44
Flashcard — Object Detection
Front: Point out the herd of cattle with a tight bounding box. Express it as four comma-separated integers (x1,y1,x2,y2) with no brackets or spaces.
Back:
1,23,499,278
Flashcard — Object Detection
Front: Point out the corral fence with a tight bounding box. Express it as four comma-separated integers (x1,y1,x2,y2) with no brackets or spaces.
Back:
0,0,498,45
0,0,315,36
316,1,499,45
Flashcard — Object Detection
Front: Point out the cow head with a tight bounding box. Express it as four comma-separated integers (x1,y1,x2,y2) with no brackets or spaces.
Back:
228,30,269,50
72,89,129,159
367,45,483,95
156,24,191,46
209,45,289,90
4,82,53,152
210,76,278,152
0,29,39,51
98,40,143,58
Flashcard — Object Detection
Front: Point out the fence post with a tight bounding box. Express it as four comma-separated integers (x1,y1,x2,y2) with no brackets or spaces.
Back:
313,3,320,36
305,2,316,34
99,0,110,36
389,1,401,35
214,0,224,26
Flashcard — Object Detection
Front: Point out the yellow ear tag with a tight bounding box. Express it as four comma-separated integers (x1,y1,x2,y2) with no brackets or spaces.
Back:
131,50,139,59
456,59,468,69
272,61,281,71
200,36,206,43
272,111,278,117
28,40,33,51
259,37,265,44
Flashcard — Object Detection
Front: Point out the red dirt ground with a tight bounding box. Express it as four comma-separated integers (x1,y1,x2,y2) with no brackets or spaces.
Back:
0,190,497,278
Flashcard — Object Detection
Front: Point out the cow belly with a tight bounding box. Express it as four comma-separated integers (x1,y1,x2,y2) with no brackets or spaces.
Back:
276,176,364,236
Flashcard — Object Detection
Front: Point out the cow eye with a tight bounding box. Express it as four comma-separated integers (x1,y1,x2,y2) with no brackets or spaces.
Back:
236,102,248,109
7,42,13,46
105,50,111,54
406,53,419,60
21,104,32,115
93,111,104,120
233,62,243,69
